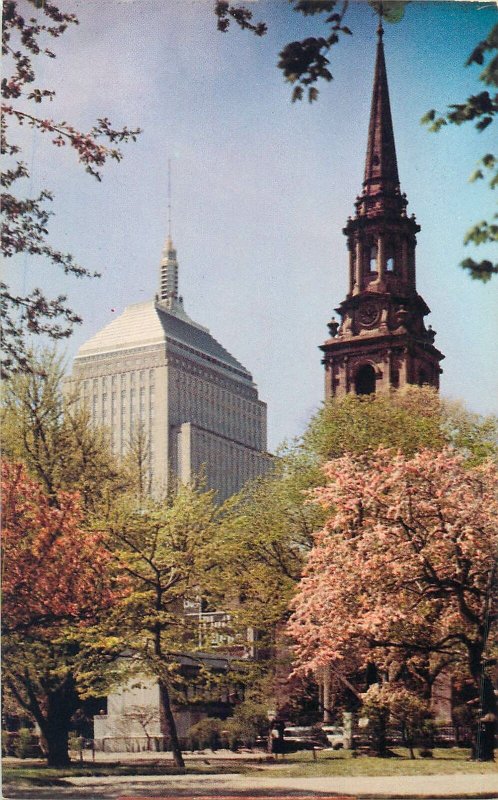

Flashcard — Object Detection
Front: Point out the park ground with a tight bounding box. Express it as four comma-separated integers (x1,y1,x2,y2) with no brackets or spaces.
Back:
3,748,498,800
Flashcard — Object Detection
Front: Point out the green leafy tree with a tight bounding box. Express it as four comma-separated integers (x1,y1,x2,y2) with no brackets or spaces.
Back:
96,483,222,769
303,387,497,466
362,684,433,759
1,349,123,512
187,717,223,751
223,699,270,750
211,452,324,634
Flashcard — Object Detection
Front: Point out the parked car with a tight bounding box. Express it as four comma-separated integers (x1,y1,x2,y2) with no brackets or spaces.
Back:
279,726,329,752
322,724,346,749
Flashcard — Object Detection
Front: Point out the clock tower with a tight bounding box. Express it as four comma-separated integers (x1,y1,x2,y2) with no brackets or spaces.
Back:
321,20,444,398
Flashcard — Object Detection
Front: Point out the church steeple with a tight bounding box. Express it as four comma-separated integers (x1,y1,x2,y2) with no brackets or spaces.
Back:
359,18,402,219
320,20,444,398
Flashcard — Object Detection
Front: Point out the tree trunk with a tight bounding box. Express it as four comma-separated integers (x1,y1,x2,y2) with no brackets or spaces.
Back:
469,653,497,762
43,723,71,767
159,682,185,769
9,672,77,768
473,719,496,762
472,674,496,762
372,711,389,757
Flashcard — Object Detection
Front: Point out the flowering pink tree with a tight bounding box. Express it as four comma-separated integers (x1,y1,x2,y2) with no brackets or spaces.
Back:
1,461,123,765
288,448,498,760
1,2,140,376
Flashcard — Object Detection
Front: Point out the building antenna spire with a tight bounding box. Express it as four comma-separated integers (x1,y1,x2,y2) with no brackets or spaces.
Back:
167,158,172,239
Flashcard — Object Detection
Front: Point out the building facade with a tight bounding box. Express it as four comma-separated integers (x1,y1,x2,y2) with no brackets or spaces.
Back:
68,234,268,501
320,20,444,397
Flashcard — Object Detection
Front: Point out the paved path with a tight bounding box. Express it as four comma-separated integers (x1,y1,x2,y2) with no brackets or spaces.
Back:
4,771,498,800
76,771,498,797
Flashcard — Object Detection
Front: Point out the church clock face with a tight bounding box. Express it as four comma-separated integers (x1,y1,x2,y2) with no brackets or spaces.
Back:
358,301,380,328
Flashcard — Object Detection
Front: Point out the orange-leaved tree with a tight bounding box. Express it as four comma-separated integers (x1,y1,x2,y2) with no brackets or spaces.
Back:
288,448,498,760
1,461,122,766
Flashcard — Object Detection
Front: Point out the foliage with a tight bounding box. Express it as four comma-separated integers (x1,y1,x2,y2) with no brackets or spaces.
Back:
214,1,267,37
277,1,354,105
1,349,123,512
94,482,223,768
1,1,140,376
210,452,325,635
215,1,406,103
225,700,270,749
211,388,496,717
304,387,445,460
68,733,84,754
232,700,271,735
13,729,33,760
288,447,498,759
363,684,432,758
188,717,223,751
223,718,256,751
1,461,117,635
1,461,120,766
303,387,497,465
422,24,498,281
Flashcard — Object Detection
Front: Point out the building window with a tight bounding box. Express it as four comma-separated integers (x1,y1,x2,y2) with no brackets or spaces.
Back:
355,364,376,395
369,245,377,272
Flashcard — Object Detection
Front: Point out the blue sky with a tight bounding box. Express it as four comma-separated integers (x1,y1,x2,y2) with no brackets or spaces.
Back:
7,0,498,450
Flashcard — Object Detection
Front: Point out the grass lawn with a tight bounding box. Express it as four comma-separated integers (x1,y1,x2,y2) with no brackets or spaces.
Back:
4,749,498,785
252,748,498,778
2,759,240,785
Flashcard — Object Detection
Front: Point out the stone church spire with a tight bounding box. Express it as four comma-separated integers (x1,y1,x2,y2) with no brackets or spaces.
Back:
320,22,444,397
359,18,402,218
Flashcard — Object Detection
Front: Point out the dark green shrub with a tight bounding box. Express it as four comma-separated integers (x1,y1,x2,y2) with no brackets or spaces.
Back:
69,733,83,751
14,728,33,759
187,718,222,751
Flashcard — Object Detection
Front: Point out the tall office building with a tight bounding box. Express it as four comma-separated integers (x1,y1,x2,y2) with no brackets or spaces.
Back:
68,232,268,501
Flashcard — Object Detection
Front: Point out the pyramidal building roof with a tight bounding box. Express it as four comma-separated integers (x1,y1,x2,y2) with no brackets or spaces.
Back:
74,232,253,382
